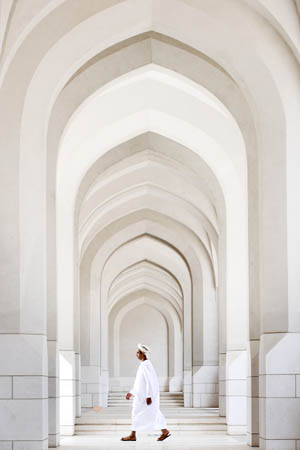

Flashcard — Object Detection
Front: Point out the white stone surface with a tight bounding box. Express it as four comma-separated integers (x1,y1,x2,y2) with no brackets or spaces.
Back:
0,377,12,399
261,398,300,440
48,377,59,398
13,376,48,399
0,442,12,450
193,366,218,384
227,380,247,396
296,375,300,397
81,367,100,384
60,433,247,449
260,374,296,398
0,399,48,440
0,335,47,376
14,440,48,450
260,334,300,375
260,438,297,450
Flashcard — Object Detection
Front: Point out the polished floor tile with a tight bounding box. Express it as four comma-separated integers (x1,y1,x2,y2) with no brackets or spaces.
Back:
58,433,248,449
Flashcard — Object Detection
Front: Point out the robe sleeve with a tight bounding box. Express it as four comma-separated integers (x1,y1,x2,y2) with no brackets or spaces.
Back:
143,364,152,398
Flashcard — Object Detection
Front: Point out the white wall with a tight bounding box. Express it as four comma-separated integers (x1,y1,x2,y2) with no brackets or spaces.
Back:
118,304,168,377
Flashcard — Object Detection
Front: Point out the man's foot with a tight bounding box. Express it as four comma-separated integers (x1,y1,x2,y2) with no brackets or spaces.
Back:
157,430,171,441
121,434,136,441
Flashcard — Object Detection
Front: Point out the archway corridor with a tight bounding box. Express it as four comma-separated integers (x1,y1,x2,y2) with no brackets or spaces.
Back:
0,1,300,449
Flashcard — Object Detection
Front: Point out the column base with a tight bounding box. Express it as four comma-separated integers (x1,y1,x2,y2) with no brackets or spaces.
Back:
0,334,48,444
247,340,260,447
59,350,76,436
226,350,247,434
0,439,48,450
219,353,226,416
48,340,59,447
259,333,300,445
247,432,259,447
183,369,192,407
259,438,298,450
81,366,104,407
75,353,81,417
48,433,60,448
192,365,218,407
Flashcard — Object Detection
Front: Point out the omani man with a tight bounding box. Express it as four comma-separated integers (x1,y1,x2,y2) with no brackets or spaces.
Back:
121,344,171,442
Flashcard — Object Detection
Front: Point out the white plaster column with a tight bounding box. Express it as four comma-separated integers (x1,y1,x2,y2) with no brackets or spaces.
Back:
75,353,81,417
259,334,300,450
226,350,247,435
99,369,109,407
47,190,60,447
48,341,60,447
258,72,300,448
193,365,219,408
81,366,101,407
73,244,81,418
0,335,49,449
247,340,259,447
183,369,192,408
218,353,226,416
59,350,76,435
219,205,248,436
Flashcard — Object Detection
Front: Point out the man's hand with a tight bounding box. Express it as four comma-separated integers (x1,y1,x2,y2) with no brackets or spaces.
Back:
126,392,132,400
146,397,152,405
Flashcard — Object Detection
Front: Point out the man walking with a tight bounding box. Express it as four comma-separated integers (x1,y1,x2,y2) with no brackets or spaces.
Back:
121,344,171,442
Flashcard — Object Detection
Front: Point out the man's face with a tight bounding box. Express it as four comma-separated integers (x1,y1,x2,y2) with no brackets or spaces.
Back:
136,350,143,360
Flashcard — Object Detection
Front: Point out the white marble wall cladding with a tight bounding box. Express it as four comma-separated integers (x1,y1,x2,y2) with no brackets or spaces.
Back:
0,442,12,450
259,333,300,449
0,378,12,399
219,354,226,417
81,366,101,407
0,335,47,376
226,351,247,435
0,335,48,446
192,365,219,407
48,341,60,447
247,340,260,447
75,353,81,417
0,399,48,440
60,351,76,436
183,369,193,407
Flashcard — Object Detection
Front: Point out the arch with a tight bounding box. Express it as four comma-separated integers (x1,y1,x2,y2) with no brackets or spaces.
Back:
1,1,299,445
110,292,183,391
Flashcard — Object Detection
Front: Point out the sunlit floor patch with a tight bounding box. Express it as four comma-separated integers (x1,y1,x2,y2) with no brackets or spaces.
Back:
59,432,247,449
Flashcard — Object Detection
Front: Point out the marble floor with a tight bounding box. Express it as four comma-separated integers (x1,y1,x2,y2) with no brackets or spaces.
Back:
58,433,248,449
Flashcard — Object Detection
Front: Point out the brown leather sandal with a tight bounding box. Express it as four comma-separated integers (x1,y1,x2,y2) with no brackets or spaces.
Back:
121,435,136,441
157,432,171,441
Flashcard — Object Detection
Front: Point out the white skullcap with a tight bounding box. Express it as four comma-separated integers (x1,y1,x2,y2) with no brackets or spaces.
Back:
137,343,151,356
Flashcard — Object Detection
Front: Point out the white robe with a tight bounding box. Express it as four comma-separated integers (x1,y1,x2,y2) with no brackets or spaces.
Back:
130,359,166,431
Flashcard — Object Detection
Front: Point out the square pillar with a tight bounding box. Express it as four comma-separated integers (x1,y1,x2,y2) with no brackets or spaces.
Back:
48,340,59,447
218,353,226,416
75,353,81,417
59,350,76,435
0,334,48,449
192,365,218,407
183,369,192,407
247,340,259,447
226,350,247,435
259,333,300,450
81,365,101,407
